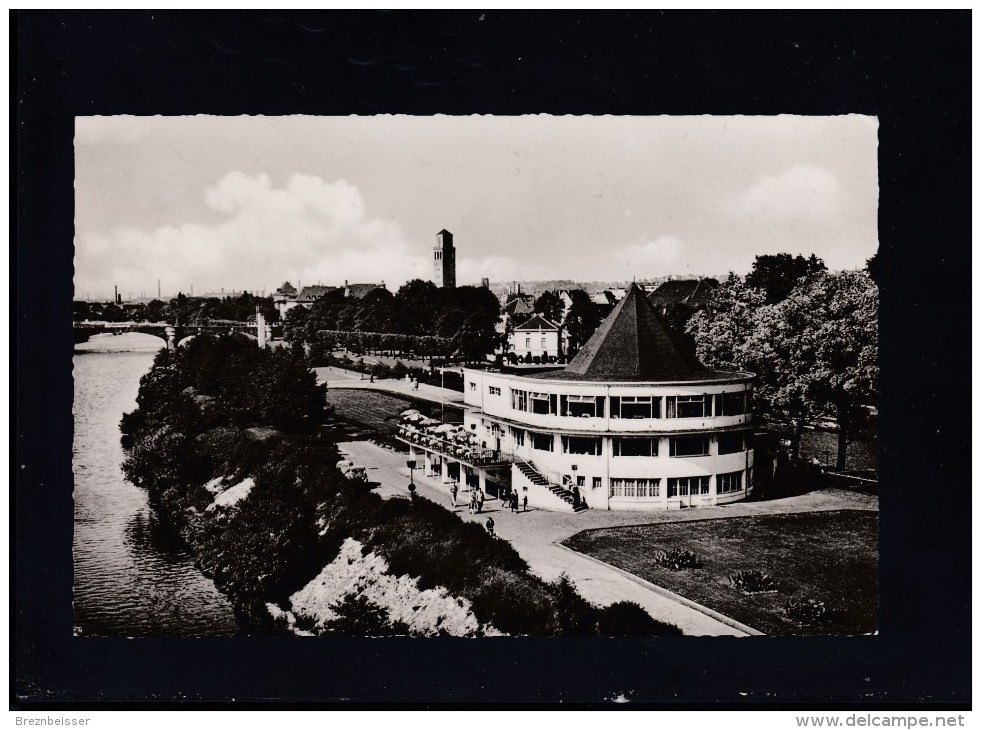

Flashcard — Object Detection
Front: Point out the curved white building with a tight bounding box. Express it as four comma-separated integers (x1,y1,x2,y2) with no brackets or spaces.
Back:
461,284,755,511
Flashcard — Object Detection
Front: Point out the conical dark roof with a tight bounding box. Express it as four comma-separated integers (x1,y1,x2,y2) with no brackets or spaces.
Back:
533,284,730,382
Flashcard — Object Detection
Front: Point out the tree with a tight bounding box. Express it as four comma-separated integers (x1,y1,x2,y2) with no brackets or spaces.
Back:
687,274,820,457
779,271,878,469
688,273,814,462
282,306,311,346
865,251,879,284
394,279,439,334
745,253,827,304
563,290,603,354
533,291,564,324
453,311,499,363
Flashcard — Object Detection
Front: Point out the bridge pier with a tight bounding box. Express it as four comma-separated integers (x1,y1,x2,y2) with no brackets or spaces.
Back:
164,326,176,350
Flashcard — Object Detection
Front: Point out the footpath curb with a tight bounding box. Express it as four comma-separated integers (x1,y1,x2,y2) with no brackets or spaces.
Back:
554,542,764,637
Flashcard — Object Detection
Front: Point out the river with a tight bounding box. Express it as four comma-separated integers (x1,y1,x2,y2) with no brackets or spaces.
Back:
72,333,239,636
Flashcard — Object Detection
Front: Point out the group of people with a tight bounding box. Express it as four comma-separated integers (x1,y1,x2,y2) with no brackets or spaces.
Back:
467,488,486,514
505,489,528,513
448,483,486,514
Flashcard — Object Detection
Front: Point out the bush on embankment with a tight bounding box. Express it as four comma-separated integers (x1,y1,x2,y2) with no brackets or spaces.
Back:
120,334,681,636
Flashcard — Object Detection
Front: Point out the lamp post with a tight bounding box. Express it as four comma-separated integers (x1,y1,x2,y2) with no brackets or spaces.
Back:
570,464,579,508
406,458,417,500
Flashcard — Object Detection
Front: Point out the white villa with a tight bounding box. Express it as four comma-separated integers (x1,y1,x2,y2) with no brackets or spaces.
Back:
402,284,755,512
508,314,563,363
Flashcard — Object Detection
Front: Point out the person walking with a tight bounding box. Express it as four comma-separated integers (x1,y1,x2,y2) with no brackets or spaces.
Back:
486,517,496,538
522,494,528,513
476,489,484,514
450,483,458,507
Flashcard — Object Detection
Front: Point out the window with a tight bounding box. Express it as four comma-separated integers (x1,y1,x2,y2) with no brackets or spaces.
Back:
611,478,661,498
715,392,747,416
576,476,586,487
718,471,744,493
488,386,501,396
666,395,711,418
512,428,525,446
564,394,597,418
541,337,547,348
530,391,552,415
670,437,710,457
592,477,602,490
612,438,658,457
531,432,553,451
468,381,477,392
718,432,746,454
525,337,531,348
512,390,528,411
562,436,602,456
612,395,658,419
667,476,710,497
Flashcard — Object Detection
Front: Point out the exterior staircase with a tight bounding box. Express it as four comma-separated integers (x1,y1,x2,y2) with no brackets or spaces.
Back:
514,460,589,512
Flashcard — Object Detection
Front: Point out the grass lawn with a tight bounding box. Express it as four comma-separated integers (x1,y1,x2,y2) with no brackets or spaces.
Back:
325,389,463,435
563,510,878,636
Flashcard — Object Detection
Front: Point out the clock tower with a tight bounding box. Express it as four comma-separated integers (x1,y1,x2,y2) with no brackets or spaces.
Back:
433,229,456,289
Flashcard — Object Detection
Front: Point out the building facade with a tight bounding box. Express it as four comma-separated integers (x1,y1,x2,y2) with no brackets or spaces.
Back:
508,315,563,363
433,229,456,289
461,284,755,511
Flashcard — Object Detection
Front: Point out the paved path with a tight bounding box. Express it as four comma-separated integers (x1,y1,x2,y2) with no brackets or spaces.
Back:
342,444,742,635
338,439,877,636
314,366,465,407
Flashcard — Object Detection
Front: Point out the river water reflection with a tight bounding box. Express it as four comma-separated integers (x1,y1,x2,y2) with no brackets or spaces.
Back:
72,333,239,636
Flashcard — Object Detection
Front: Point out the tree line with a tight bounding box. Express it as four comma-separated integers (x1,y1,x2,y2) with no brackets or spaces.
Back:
686,254,878,471
73,292,280,326
283,280,501,363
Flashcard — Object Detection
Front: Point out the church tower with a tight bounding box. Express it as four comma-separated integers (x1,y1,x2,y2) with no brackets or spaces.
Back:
433,229,456,289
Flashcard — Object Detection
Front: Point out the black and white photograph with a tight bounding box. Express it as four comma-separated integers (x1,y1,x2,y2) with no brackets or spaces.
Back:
72,114,880,639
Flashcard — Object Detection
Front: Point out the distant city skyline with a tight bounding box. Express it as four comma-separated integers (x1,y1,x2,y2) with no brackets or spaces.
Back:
74,115,878,300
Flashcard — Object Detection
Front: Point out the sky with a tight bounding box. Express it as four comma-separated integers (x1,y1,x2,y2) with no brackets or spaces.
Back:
74,115,878,300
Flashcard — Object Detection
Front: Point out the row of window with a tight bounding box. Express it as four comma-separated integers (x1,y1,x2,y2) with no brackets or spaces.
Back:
505,390,747,419
609,472,744,498
509,428,747,456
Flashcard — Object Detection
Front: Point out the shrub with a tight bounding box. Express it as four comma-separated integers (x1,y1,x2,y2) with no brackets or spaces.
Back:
460,566,564,636
595,601,683,637
729,569,780,594
391,361,409,379
652,548,702,571
320,593,412,637
784,597,830,625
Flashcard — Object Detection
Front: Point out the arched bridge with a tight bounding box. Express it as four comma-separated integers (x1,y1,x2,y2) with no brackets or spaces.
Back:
73,319,281,349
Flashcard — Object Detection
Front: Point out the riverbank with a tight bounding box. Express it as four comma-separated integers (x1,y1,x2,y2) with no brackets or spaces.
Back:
119,334,685,637
73,336,239,636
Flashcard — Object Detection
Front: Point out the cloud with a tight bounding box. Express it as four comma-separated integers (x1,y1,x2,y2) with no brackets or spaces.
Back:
74,172,424,298
613,236,685,276
736,164,842,221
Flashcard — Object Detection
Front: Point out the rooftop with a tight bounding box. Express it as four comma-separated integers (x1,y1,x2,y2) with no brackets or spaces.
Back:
530,283,740,383
513,314,560,331
648,278,719,309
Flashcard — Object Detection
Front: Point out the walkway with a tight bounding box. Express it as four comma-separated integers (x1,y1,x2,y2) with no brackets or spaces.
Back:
314,366,465,407
341,442,725,635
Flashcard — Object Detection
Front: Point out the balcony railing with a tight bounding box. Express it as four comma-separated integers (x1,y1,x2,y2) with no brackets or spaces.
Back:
396,426,513,467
